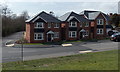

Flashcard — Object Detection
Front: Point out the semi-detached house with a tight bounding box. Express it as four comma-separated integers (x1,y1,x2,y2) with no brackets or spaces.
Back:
25,10,112,43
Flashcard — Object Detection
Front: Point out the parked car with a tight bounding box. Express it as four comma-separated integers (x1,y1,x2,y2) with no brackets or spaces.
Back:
110,32,120,42
108,30,119,36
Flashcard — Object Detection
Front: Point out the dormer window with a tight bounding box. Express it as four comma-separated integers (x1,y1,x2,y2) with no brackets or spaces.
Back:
97,19,103,25
69,21,77,27
34,22,44,28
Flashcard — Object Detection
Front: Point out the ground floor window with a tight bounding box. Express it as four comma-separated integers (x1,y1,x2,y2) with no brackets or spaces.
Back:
34,33,44,40
69,31,77,38
97,29,103,34
84,30,89,36
54,32,59,38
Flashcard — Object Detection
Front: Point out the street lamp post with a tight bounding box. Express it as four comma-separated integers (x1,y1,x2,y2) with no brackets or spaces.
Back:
21,32,24,61
21,39,24,61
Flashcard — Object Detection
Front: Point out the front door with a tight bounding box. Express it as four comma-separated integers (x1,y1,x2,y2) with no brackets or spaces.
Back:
80,32,83,39
48,34,52,42
91,27,94,39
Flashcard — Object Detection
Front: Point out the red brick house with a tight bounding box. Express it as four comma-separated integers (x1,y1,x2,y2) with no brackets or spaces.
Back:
25,10,112,43
79,10,112,39
58,11,90,41
25,11,61,43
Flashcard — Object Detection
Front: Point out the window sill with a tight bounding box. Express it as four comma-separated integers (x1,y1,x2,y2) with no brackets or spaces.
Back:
34,27,44,29
54,27,59,28
97,24,103,25
54,37,59,38
34,39,44,40
69,26,77,27
85,26,89,27
98,34,103,35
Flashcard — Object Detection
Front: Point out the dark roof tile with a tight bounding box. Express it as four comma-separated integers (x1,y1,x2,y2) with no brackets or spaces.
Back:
26,11,61,23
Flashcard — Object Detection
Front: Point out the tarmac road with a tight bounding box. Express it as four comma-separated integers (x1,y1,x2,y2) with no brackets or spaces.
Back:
2,31,119,63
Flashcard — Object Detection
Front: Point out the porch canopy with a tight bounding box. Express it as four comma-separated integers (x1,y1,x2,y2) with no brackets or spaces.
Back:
80,29,86,32
47,30,54,34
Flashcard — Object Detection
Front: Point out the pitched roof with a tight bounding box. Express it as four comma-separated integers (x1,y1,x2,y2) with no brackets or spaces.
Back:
26,11,61,23
80,10,98,17
67,16,80,22
88,12,101,20
80,10,110,21
58,12,71,21
58,11,88,22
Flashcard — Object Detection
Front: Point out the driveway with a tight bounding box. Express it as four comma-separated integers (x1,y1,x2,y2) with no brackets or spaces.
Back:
2,31,119,63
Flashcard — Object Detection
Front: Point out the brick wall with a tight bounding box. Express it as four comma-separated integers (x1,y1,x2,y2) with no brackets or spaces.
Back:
25,22,61,43
94,13,107,39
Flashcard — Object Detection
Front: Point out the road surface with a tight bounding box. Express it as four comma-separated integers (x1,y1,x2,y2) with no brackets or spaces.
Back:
2,31,119,63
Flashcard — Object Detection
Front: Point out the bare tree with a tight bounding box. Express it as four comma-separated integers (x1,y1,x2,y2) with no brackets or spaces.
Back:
2,4,30,37
20,11,30,20
2,5,12,17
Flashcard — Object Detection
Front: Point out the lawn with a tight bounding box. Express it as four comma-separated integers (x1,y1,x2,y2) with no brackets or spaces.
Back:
2,50,118,70
23,40,82,45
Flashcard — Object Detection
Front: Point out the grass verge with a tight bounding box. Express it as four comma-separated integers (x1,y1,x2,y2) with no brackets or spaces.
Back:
2,50,118,70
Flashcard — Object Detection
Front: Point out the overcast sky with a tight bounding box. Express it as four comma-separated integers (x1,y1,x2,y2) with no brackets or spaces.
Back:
1,1,119,17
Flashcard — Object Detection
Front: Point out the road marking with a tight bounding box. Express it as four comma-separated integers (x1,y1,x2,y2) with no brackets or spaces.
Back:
62,44,72,47
79,50,93,53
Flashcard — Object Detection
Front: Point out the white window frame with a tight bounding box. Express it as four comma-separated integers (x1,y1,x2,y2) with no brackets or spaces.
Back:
54,32,59,38
84,30,89,36
85,22,89,27
69,21,77,27
54,23,59,28
97,29,103,34
106,22,108,25
97,19,103,25
80,23,82,27
48,23,51,28
69,31,77,38
34,33,44,40
34,22,44,28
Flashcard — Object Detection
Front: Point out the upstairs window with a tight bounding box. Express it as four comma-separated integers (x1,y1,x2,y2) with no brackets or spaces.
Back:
80,23,82,27
85,22,89,27
34,22,44,28
69,21,77,27
48,23,51,28
97,19,103,25
54,23,59,28
97,29,103,34
54,32,59,38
